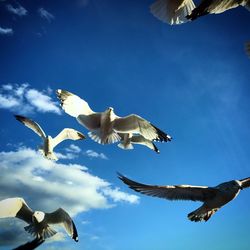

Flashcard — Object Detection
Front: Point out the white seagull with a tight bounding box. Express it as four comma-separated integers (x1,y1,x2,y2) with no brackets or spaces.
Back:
118,133,160,153
118,174,250,222
186,0,250,21
150,0,196,25
15,115,85,161
56,89,172,145
0,197,78,241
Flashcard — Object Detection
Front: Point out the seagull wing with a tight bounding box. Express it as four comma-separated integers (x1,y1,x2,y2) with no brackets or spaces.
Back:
130,135,160,153
56,89,94,117
245,42,250,58
150,0,195,25
12,238,45,250
45,208,78,242
113,114,171,142
0,197,33,224
239,177,250,189
76,113,102,130
118,174,217,202
15,115,46,139
51,128,85,148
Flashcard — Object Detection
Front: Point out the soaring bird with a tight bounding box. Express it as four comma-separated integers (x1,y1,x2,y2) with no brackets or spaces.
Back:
187,0,250,21
117,133,160,153
56,89,171,145
15,115,85,161
0,197,78,241
150,0,196,25
118,174,250,222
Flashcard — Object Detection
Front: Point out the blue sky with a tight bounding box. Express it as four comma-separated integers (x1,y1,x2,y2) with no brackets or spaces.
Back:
0,0,250,249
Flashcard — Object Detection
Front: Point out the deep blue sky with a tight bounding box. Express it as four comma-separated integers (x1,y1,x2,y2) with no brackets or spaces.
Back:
0,1,250,250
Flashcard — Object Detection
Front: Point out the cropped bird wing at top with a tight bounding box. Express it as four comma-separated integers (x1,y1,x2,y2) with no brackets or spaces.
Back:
150,0,195,25
15,115,46,139
118,174,217,202
0,197,33,224
45,208,78,242
245,42,250,58
56,89,94,117
113,115,172,142
52,128,85,148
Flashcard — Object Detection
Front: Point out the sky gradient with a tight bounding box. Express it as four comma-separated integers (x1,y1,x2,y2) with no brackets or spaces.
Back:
0,1,250,250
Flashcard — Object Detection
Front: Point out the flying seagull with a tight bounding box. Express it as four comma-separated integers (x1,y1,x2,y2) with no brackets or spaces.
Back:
245,42,250,58
13,238,45,250
186,0,250,21
15,115,85,161
150,0,195,25
56,89,172,145
118,173,250,222
118,133,159,153
0,197,78,241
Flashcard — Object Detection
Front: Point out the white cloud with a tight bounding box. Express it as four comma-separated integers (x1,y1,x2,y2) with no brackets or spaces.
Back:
38,8,54,22
6,4,28,16
0,26,13,35
0,83,61,115
66,144,82,154
85,150,108,160
0,147,139,246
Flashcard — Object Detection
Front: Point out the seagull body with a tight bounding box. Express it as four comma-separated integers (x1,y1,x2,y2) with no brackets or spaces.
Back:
118,174,250,222
118,133,159,153
0,197,78,241
56,89,171,146
150,0,196,25
15,115,85,161
187,0,250,20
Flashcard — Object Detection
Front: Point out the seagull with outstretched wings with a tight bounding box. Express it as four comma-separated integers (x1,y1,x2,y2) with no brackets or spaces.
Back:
0,197,78,242
118,174,250,222
56,89,171,148
15,115,85,161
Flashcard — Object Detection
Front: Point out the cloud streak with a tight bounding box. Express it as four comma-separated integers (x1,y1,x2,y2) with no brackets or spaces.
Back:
0,83,61,115
6,4,28,16
38,8,55,22
0,26,13,35
84,150,108,160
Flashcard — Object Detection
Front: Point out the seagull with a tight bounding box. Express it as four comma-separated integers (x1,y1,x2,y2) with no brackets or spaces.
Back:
118,173,250,222
245,41,250,58
56,89,172,145
15,115,85,161
186,0,250,21
0,197,78,241
118,133,160,153
13,238,45,250
150,0,196,25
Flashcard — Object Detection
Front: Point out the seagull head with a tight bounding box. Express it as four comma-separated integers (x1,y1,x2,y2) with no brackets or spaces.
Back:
108,107,114,112
33,211,45,223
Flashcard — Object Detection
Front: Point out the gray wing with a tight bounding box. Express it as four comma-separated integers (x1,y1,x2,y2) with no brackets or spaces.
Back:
0,197,33,224
45,208,78,242
15,115,46,139
150,0,195,25
56,89,94,117
52,128,85,148
118,174,217,202
76,113,102,130
239,177,250,189
13,238,45,250
130,135,160,153
113,114,171,142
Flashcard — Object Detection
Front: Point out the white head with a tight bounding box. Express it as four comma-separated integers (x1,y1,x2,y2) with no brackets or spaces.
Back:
33,211,45,223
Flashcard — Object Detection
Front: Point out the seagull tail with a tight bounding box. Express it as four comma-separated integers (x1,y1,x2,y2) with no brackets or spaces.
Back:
24,224,57,240
88,131,121,144
187,206,218,222
117,142,134,150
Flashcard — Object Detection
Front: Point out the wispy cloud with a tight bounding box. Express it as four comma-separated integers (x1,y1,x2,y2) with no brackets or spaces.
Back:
6,4,28,16
0,83,61,115
0,147,139,246
38,8,55,22
66,144,82,154
84,150,108,160
0,26,13,35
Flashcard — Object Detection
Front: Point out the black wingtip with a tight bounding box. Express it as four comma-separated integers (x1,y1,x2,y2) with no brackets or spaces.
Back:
151,124,172,143
72,220,79,242
152,142,160,154
14,115,26,124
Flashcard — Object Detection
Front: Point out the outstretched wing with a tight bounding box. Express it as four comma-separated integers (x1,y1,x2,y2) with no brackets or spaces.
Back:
45,208,78,242
130,135,160,153
239,177,250,189
15,115,46,139
56,89,94,117
52,128,85,148
150,0,195,25
113,114,171,142
13,238,45,250
0,197,33,224
118,174,217,202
